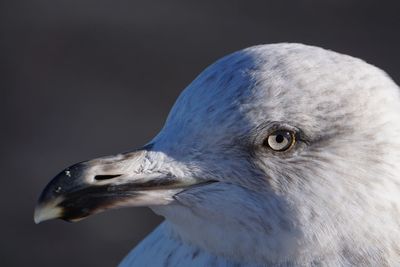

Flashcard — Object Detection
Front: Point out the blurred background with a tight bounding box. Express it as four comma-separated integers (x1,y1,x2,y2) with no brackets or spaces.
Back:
1,0,400,266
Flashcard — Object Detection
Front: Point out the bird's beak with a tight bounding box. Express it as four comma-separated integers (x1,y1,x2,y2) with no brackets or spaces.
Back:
34,148,212,223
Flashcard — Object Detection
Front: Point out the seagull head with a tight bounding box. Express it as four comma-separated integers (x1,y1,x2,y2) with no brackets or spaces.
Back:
35,44,400,264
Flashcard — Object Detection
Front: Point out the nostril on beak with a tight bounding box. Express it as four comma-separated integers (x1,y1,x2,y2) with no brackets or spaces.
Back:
94,174,122,181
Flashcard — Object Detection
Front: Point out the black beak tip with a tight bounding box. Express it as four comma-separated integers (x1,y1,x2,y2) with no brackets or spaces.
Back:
35,162,90,223
38,163,88,203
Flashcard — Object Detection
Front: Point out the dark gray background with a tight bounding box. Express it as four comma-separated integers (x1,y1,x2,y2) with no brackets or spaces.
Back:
2,1,400,266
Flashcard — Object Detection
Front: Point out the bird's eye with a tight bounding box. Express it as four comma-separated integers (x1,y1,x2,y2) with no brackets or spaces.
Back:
264,130,295,151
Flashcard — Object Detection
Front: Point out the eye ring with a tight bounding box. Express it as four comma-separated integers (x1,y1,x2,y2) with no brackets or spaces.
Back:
264,130,295,152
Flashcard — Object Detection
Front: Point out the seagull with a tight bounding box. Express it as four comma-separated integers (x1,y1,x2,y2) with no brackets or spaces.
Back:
34,43,400,266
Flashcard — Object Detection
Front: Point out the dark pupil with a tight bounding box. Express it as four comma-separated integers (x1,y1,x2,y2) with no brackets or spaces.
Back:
275,134,284,143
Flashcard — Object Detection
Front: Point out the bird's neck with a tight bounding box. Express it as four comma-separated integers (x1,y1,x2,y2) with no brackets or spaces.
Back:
119,221,247,267
120,219,399,267
118,220,331,267
147,196,345,266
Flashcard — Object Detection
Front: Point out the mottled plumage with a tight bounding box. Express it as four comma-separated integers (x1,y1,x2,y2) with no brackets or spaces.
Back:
121,44,400,266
